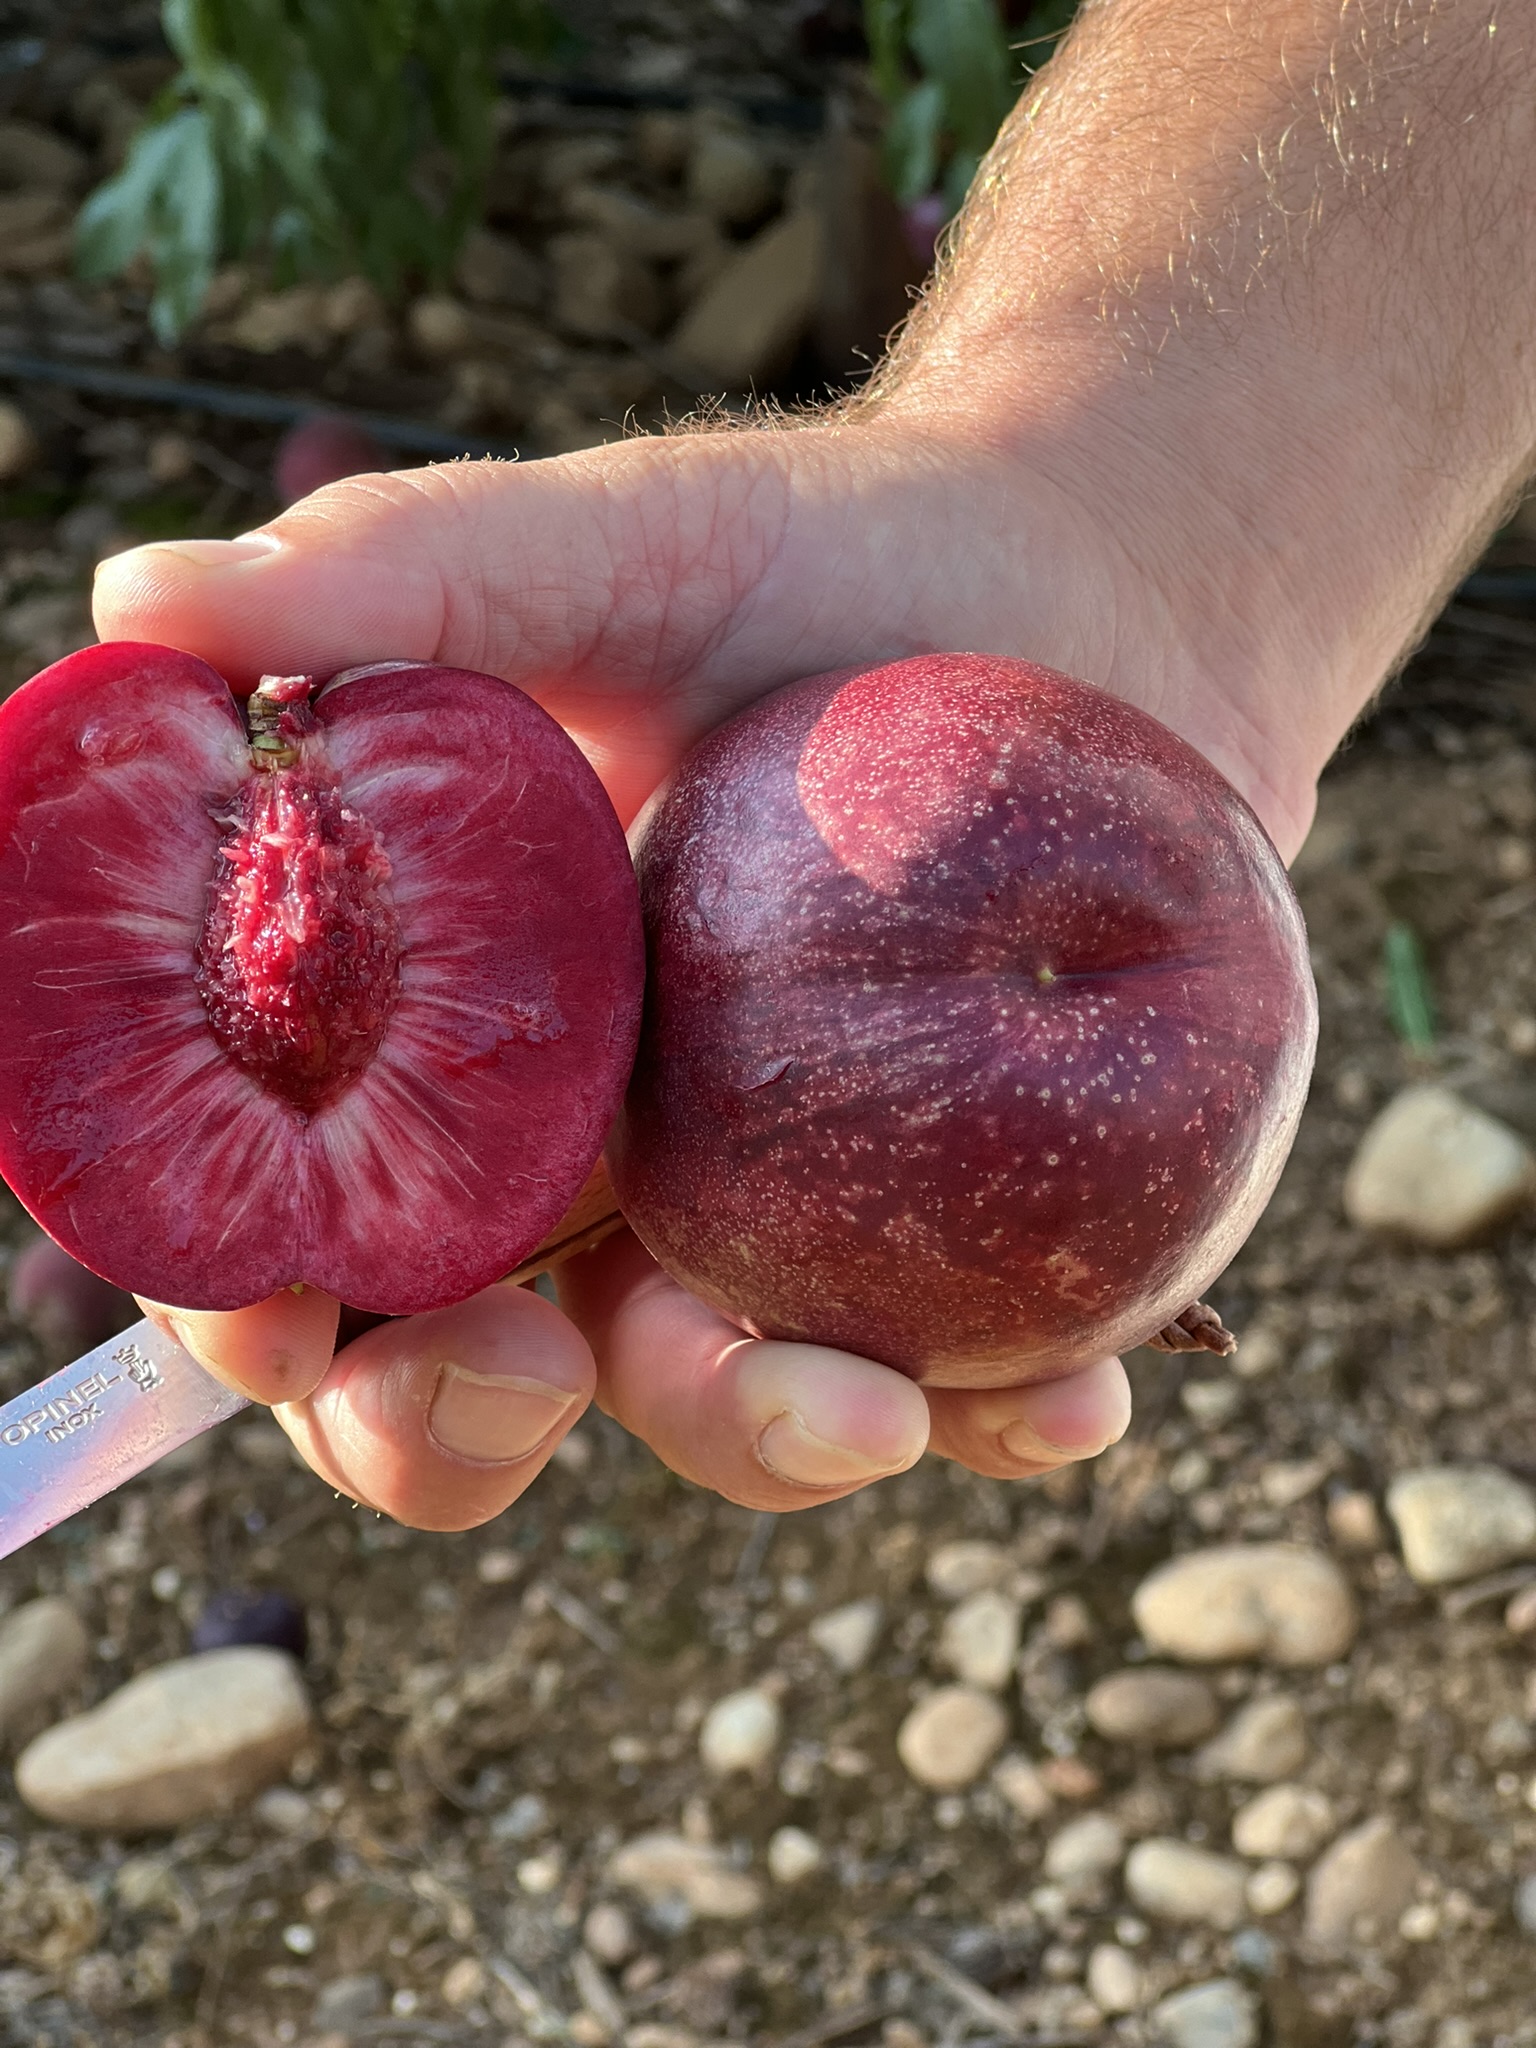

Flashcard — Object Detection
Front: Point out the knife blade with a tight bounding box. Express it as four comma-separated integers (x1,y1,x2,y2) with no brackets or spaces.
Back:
0,1319,250,1562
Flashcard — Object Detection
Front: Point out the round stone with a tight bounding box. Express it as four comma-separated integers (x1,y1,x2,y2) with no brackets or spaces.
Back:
699,1687,782,1774
1124,1840,1249,1929
1086,1668,1219,1748
16,1647,311,1829
1194,1695,1308,1783
1246,1861,1301,1916
808,1598,882,1673
1043,1813,1125,1885
1132,1545,1357,1666
925,1541,1013,1601
0,1596,89,1743
1149,1978,1259,2048
1086,1942,1144,2016
583,1903,636,1964
1342,1083,1536,1248
896,1686,1009,1790
939,1589,1022,1692
767,1826,824,1884
1386,1465,1536,1586
1231,1783,1336,1861
1303,1817,1419,1949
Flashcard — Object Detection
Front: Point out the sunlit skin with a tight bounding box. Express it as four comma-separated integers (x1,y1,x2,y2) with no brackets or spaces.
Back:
96,0,1536,1527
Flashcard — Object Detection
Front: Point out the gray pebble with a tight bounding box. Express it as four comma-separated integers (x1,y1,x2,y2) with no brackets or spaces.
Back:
1150,1978,1259,2048
808,1598,882,1674
1304,1817,1419,1948
1042,1812,1125,1884
1194,1695,1308,1783
1386,1465,1536,1586
1124,1840,1249,1929
1086,1667,1219,1748
0,1597,88,1746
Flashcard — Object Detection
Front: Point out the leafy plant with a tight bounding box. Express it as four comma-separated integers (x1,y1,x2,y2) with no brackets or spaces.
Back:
865,0,1076,213
76,0,567,344
1383,920,1437,1053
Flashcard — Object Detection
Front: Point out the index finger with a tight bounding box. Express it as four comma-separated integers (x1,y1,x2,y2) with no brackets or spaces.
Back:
138,1285,341,1405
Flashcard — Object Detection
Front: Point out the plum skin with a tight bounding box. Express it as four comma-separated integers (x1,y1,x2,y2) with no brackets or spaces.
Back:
608,653,1318,1389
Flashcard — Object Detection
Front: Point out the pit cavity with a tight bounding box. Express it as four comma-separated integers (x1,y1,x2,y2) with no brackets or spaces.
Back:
195,676,402,1114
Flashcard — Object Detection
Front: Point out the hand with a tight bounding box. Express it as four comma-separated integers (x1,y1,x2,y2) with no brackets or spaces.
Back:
93,407,1271,1526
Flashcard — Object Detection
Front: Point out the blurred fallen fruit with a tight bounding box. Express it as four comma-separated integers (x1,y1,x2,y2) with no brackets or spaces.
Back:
7,1233,135,1357
192,1588,308,1660
273,414,391,504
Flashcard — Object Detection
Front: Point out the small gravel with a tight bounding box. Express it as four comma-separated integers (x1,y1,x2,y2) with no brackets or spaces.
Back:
1230,1782,1336,1860
698,1685,782,1773
937,1588,1021,1691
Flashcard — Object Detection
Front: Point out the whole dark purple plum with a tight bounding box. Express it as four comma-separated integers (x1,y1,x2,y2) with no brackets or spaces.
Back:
609,654,1316,1388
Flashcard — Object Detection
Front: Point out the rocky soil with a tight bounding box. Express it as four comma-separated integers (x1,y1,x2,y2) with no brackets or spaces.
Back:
5,9,1536,2048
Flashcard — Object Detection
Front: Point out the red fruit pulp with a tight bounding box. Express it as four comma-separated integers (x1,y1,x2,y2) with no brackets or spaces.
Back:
0,642,644,1314
273,415,390,505
609,654,1317,1387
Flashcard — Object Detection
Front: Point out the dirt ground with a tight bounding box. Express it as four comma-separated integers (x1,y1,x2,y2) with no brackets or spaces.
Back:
5,8,1536,2048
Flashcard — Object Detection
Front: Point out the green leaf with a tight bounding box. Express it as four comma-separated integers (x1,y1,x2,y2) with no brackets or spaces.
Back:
863,0,913,105
77,0,567,322
75,106,222,342
909,0,1014,157
883,78,945,206
1383,921,1437,1053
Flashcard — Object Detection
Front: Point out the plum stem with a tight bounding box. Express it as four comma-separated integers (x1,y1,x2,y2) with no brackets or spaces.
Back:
246,675,317,771
1146,1300,1238,1357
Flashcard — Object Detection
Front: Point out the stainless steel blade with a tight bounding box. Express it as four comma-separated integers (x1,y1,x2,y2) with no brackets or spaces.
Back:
0,1318,250,1561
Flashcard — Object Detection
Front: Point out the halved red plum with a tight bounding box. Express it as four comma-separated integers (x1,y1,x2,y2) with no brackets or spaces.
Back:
0,641,644,1314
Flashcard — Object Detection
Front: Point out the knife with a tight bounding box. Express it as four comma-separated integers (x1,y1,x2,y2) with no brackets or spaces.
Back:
0,1160,629,1563
0,1319,250,1562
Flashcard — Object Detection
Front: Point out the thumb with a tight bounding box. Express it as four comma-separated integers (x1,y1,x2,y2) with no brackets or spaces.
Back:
92,435,805,814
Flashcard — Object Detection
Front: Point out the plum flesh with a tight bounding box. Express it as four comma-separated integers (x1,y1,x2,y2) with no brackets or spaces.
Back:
0,642,643,1314
609,654,1317,1388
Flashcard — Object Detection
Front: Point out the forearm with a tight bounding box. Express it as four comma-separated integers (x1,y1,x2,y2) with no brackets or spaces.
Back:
867,0,1536,845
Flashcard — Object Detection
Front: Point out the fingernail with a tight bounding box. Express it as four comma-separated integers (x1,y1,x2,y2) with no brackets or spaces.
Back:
999,1418,1111,1465
756,1409,906,1489
998,1419,1059,1464
141,534,281,568
428,1365,576,1464
166,1316,214,1371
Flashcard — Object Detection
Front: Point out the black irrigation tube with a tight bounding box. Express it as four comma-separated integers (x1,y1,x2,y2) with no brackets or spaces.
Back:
0,350,523,461
498,67,826,131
